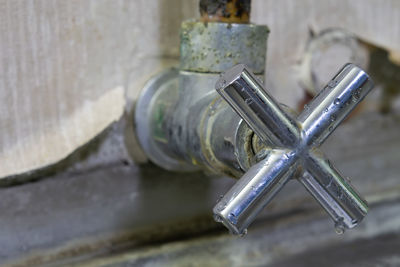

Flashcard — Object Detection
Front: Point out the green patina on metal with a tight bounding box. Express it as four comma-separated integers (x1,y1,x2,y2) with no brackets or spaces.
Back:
180,21,269,73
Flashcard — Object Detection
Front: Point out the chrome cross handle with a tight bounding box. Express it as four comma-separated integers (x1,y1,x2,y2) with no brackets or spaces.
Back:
213,63,374,235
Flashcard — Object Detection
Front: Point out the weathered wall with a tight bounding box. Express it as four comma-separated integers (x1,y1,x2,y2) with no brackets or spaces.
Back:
252,0,400,106
0,0,197,179
0,0,399,179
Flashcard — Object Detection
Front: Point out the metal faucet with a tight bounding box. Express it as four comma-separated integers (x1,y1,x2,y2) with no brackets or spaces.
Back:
135,4,374,235
213,63,373,235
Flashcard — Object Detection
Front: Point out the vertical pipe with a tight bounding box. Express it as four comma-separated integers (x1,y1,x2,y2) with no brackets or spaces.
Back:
199,0,251,23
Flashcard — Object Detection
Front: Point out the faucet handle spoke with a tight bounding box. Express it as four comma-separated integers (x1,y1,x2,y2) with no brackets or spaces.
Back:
300,151,368,231
216,64,300,147
213,149,298,235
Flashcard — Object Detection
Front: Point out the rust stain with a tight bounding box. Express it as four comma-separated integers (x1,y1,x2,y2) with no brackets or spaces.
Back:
199,0,251,24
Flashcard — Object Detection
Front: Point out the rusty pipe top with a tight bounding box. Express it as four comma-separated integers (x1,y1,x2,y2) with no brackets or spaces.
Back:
199,0,251,23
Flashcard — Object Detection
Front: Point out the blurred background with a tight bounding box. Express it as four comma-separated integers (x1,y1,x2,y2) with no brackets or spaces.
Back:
0,0,399,266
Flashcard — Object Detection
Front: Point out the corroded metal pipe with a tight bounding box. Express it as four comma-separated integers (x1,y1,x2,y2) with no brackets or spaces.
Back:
136,17,269,177
199,0,251,23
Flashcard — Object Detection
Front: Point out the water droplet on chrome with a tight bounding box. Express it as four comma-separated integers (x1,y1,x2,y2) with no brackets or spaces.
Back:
245,98,253,105
217,79,226,89
328,80,337,88
352,89,361,102
215,201,227,211
334,219,346,235
213,214,223,223
335,223,345,235
334,98,340,105
240,228,248,237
